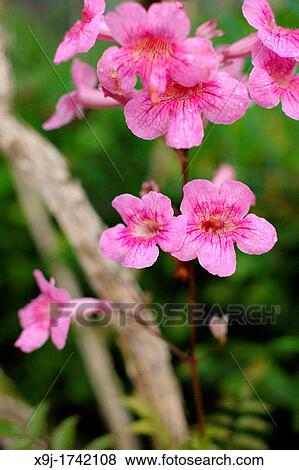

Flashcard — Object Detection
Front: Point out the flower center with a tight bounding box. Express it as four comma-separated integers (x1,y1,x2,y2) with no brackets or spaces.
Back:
134,220,160,239
161,82,205,103
270,71,292,89
133,36,173,61
275,77,291,89
201,216,226,234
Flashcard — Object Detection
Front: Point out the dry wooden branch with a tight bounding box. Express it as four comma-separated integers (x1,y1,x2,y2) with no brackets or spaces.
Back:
12,168,139,449
0,23,188,444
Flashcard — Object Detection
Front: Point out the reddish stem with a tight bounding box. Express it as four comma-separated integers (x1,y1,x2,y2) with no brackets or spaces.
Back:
176,148,206,438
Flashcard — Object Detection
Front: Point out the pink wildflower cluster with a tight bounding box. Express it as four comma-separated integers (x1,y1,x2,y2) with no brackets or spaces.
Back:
100,176,277,277
243,0,299,118
19,1,289,355
45,0,299,138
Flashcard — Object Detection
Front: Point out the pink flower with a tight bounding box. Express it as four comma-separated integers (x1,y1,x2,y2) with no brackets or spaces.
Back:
212,164,256,205
209,315,228,344
140,179,160,197
100,191,186,269
43,59,121,130
219,56,245,81
172,180,277,277
217,33,259,80
15,270,72,353
125,73,249,149
97,1,218,98
242,0,299,59
54,0,106,64
195,19,224,40
219,33,258,61
212,164,236,188
248,41,299,120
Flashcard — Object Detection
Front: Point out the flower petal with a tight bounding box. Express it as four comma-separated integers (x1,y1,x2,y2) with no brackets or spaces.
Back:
137,57,168,96
15,325,49,353
85,0,105,14
180,180,219,218
166,99,204,149
170,38,218,86
33,270,70,304
142,191,174,222
219,180,254,220
77,88,121,109
251,41,296,76
71,59,97,90
243,0,299,58
125,90,170,141
33,269,54,296
112,194,144,224
242,0,275,31
281,77,299,121
97,46,136,95
105,2,147,46
158,215,187,253
50,317,71,350
220,57,245,80
258,26,299,59
248,66,280,109
172,224,200,261
234,213,277,254
99,223,131,261
196,233,237,277
42,92,81,131
200,72,249,124
147,1,190,41
54,5,103,64
123,240,159,269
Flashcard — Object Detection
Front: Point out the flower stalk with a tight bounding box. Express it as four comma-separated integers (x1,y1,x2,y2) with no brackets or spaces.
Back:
176,148,206,438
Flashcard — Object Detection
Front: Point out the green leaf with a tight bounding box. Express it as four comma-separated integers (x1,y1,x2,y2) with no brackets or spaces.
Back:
27,402,49,439
122,396,153,419
51,416,78,450
231,433,269,450
85,434,115,450
269,336,299,357
236,416,272,434
128,419,156,436
0,420,23,438
9,437,33,450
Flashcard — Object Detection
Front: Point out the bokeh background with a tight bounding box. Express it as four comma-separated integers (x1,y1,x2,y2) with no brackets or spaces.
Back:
0,0,298,450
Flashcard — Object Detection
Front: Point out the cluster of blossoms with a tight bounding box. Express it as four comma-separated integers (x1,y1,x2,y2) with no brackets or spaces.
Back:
100,174,277,277
18,0,296,353
44,0,299,138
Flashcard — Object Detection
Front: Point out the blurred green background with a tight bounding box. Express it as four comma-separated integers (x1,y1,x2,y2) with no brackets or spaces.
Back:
0,0,298,450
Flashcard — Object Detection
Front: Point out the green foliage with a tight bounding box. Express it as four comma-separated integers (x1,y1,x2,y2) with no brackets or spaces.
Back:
85,434,115,450
207,394,272,450
123,396,173,449
51,416,79,450
0,420,23,438
27,402,50,440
